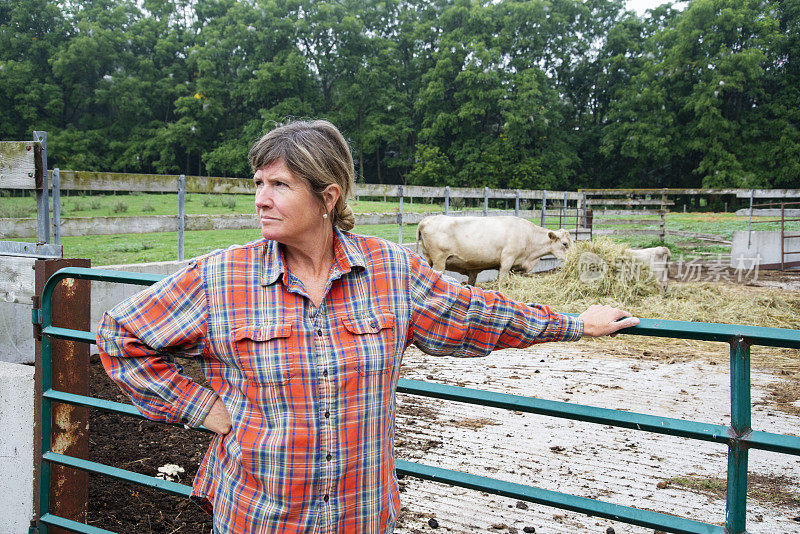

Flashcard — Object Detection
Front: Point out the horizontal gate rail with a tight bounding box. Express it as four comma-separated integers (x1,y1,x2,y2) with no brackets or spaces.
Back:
43,452,191,498
394,460,722,534
33,267,800,534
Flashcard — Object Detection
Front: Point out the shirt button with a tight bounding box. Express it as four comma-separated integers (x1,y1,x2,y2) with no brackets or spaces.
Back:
322,369,328,377
324,411,330,418
326,453,332,461
369,320,378,329
323,494,329,503
317,329,323,336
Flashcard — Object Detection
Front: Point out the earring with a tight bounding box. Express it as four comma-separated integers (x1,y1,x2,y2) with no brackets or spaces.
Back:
322,213,328,219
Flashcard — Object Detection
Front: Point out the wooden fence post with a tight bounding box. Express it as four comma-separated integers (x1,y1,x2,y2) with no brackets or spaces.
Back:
178,174,185,261
445,186,450,215
52,169,61,246
33,131,50,244
483,187,489,216
541,190,547,227
397,185,404,244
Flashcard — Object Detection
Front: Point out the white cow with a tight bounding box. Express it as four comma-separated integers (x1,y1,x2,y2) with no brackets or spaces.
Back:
627,246,671,292
416,215,573,285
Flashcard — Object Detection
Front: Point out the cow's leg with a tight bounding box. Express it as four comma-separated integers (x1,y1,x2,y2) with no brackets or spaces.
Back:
430,254,448,273
523,258,541,277
467,270,479,286
497,255,515,285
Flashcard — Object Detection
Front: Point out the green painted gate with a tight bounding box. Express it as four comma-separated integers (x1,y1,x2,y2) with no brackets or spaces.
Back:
32,267,800,533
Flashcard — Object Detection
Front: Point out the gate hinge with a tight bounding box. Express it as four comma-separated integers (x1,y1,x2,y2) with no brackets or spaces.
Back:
31,295,42,341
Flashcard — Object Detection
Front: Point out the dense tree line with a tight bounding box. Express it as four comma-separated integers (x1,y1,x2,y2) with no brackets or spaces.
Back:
1,0,797,189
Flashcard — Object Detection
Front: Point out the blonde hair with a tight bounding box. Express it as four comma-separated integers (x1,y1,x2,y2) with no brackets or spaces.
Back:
248,119,355,231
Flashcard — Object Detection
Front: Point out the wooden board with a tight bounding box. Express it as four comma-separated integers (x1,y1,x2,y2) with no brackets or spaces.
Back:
0,141,42,190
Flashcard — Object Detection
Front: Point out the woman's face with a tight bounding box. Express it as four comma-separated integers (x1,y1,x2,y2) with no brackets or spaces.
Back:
254,159,330,245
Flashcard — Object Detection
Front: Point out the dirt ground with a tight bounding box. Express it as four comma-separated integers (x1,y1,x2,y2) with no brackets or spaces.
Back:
81,270,800,533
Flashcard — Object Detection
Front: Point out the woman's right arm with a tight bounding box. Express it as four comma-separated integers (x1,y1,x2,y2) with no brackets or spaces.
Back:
96,263,219,429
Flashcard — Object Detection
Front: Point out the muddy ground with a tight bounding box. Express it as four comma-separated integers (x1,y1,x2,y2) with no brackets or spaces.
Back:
78,271,800,533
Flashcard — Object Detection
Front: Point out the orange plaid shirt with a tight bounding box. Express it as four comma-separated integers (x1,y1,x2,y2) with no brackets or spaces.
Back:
97,230,583,533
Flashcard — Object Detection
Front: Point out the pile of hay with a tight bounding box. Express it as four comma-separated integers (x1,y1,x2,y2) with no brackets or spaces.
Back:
494,237,800,330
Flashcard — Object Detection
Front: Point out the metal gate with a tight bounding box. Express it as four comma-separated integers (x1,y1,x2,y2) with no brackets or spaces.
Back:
32,267,800,534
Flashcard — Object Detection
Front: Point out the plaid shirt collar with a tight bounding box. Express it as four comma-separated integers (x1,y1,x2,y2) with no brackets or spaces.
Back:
260,228,367,286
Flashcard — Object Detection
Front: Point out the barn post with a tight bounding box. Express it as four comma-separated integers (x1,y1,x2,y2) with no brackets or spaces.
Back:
445,186,450,215
178,174,185,261
397,185,404,244
483,187,488,216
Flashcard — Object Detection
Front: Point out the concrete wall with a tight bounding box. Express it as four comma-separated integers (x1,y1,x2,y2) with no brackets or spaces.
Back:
0,257,190,364
731,230,800,269
0,257,37,364
0,361,35,533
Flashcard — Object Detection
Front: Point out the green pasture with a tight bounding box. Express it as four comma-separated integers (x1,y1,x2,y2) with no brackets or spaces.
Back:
60,224,421,266
2,192,799,266
0,192,444,218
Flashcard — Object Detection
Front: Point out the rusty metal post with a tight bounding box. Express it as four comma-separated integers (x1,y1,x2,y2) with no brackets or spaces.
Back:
34,258,91,534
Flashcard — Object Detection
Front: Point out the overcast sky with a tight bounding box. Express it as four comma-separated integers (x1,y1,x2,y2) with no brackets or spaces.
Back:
626,0,687,15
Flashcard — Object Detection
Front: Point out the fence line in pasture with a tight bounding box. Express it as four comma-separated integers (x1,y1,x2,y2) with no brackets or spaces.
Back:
4,167,800,261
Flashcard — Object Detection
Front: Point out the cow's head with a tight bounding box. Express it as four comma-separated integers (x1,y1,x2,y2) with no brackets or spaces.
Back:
547,228,573,260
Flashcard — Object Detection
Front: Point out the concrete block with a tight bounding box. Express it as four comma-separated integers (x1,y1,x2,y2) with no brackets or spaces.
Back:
0,361,35,533
0,301,35,364
731,230,800,270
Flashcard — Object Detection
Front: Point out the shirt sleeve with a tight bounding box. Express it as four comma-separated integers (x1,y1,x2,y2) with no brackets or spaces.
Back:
407,251,583,357
96,263,217,428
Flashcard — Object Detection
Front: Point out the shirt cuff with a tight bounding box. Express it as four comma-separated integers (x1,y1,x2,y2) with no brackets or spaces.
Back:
174,383,219,428
542,312,584,342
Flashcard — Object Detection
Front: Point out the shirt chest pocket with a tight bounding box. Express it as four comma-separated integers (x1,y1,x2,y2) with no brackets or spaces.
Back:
340,312,396,376
231,322,293,385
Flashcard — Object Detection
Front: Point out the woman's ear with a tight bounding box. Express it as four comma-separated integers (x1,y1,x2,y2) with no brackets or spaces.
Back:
322,184,342,215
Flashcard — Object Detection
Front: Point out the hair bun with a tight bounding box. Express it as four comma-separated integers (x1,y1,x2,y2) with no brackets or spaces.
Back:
335,203,355,232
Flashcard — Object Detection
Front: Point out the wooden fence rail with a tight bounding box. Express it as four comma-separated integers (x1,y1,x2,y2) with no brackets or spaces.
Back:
4,166,800,261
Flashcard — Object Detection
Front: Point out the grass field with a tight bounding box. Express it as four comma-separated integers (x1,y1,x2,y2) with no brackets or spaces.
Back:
0,192,444,218
3,192,799,266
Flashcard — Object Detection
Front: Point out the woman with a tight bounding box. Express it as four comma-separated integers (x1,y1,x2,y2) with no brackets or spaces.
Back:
97,119,638,533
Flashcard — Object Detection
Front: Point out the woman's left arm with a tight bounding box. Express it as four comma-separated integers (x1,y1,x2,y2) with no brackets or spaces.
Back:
406,253,585,357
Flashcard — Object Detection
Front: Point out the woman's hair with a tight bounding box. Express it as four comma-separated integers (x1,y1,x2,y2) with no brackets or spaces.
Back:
248,119,355,231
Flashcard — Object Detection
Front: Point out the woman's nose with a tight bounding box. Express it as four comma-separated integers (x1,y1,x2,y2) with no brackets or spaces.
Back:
255,187,272,208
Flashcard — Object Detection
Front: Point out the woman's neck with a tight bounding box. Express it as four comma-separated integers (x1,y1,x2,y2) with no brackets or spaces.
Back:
282,226,336,280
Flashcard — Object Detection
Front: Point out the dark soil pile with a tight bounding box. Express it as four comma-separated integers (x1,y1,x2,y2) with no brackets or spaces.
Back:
88,355,213,533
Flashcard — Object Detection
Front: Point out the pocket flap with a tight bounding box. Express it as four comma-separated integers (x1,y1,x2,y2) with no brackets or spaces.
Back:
341,312,394,335
233,322,292,342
